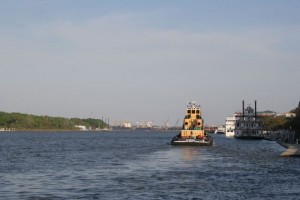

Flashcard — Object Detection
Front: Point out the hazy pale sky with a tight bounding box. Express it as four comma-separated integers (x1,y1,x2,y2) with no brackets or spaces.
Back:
1,0,299,126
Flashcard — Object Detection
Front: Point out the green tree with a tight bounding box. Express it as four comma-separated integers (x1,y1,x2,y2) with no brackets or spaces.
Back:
261,116,288,131
0,111,106,130
287,107,300,140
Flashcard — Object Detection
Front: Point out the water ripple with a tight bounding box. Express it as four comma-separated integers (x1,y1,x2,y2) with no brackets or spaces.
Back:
1,132,300,199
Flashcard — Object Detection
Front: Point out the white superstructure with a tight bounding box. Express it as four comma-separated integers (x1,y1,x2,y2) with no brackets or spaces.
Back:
225,115,237,138
214,125,225,134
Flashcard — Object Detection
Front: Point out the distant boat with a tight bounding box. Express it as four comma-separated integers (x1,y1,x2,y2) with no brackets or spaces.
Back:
214,126,225,134
234,100,264,140
171,101,213,146
225,113,239,138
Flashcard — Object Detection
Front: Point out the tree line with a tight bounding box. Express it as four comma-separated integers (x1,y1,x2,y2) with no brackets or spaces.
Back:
0,111,107,130
261,105,300,140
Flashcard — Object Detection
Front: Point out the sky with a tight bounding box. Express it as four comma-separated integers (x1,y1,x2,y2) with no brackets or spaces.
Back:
0,0,299,126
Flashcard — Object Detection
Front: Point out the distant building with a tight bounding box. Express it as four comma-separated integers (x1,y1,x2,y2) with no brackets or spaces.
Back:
259,110,296,118
258,110,277,116
75,125,87,130
285,112,296,118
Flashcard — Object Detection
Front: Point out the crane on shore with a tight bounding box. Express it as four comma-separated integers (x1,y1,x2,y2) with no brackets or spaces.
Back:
170,118,180,131
162,117,170,130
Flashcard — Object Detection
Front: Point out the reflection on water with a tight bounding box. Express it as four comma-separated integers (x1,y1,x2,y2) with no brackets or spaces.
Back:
181,147,202,161
0,132,300,200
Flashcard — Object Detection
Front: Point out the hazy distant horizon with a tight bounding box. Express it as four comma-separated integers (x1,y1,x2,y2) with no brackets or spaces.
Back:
1,1,299,126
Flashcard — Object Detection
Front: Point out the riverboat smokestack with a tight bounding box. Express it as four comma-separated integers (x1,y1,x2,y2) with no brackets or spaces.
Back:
255,100,257,118
242,100,245,118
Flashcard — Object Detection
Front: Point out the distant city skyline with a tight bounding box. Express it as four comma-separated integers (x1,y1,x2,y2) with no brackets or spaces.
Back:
1,0,299,126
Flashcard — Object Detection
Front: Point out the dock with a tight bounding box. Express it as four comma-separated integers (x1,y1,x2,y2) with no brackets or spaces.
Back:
276,140,300,157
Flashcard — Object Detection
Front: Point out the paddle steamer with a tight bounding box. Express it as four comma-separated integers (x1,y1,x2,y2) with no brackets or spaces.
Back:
234,100,263,140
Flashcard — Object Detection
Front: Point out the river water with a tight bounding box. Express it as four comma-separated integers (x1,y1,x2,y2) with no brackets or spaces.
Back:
0,131,299,200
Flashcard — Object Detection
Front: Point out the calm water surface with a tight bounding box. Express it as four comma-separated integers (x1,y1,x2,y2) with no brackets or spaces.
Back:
0,131,299,200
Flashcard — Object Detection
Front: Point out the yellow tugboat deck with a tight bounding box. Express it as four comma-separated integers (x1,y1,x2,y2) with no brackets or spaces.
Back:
181,101,205,138
171,101,213,146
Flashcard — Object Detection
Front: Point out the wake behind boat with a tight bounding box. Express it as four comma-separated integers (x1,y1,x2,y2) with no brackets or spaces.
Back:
171,101,213,146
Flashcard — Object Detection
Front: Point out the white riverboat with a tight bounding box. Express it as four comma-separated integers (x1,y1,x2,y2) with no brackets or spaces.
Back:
225,115,237,138
214,125,225,134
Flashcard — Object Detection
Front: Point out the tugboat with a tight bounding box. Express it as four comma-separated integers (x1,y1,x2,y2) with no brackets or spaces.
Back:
171,101,213,146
